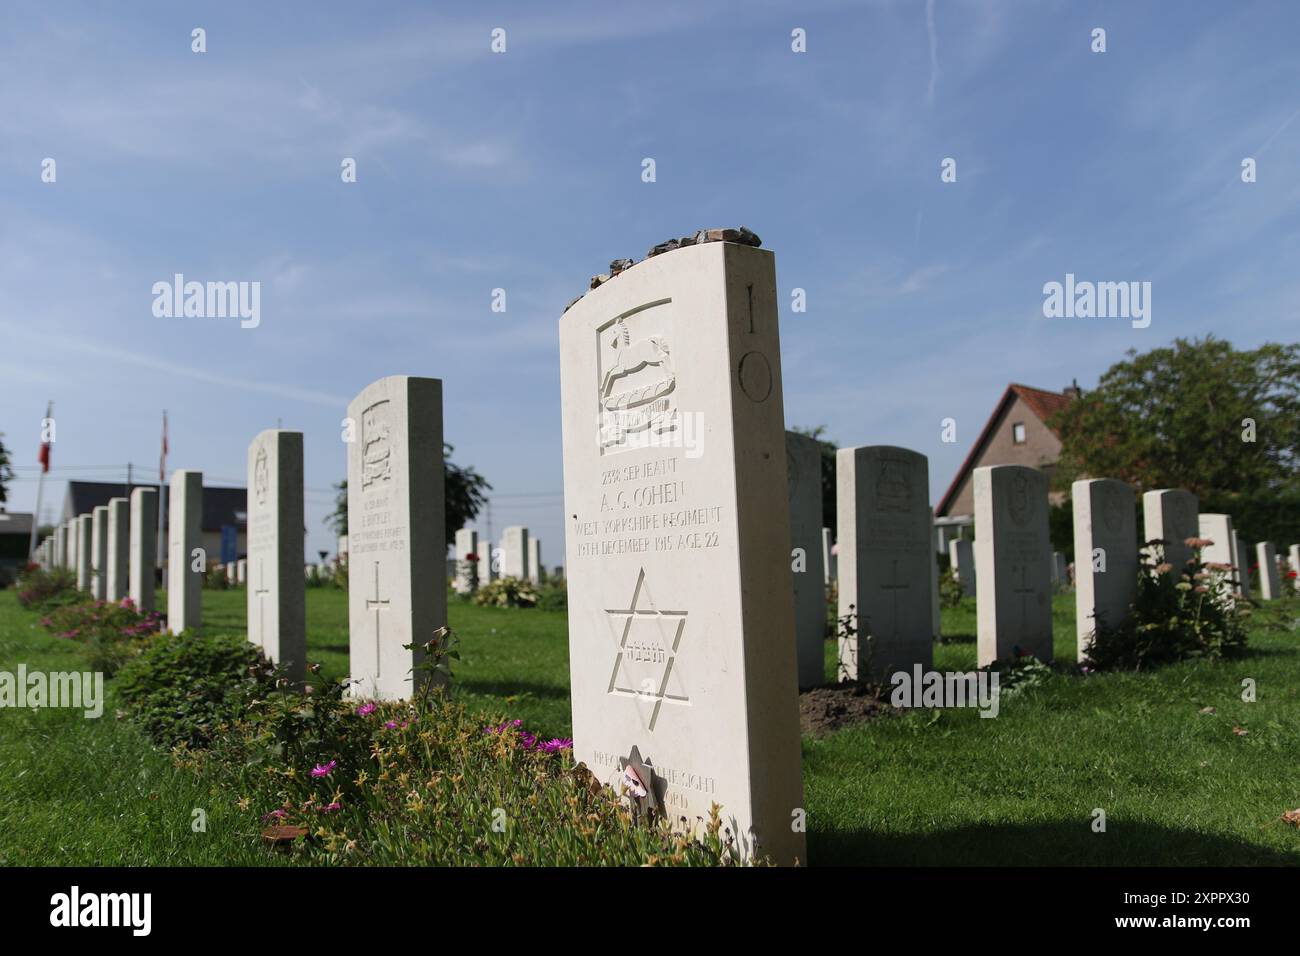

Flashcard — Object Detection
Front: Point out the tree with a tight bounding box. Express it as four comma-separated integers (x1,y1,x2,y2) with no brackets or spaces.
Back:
327,443,491,548
790,425,837,531
1050,337,1300,499
0,434,12,505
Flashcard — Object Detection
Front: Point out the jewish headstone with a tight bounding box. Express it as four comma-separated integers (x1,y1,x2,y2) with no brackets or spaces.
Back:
836,445,933,681
974,465,1052,666
248,430,307,682
1256,541,1281,600
786,430,826,689
167,470,204,634
501,526,528,579
105,497,129,602
949,538,976,596
1072,478,1138,662
75,514,92,591
558,238,805,865
129,487,158,611
346,376,444,700
453,528,479,594
1142,489,1198,575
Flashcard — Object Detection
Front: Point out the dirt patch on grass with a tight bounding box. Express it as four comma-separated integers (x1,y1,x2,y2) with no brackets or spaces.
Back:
799,682,898,737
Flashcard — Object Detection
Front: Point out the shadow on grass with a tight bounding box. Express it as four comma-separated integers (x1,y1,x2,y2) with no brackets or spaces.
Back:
809,820,1299,866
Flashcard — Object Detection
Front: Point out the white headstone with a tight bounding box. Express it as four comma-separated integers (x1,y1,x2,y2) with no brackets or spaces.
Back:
1051,551,1068,587
1072,478,1137,662
558,238,805,865
1256,541,1281,599
501,526,529,579
948,538,976,596
836,445,933,681
821,527,836,587
249,429,307,682
476,538,496,582
90,506,108,600
786,430,826,690
54,523,66,569
974,465,1052,666
75,514,92,591
1289,544,1300,592
528,537,543,584
453,528,479,594
167,470,204,634
236,558,246,585
1197,513,1239,603
929,509,941,642
106,497,129,602
129,488,158,611
346,376,445,700
1142,489,1198,576
1232,531,1252,598
70,518,83,576
337,534,349,563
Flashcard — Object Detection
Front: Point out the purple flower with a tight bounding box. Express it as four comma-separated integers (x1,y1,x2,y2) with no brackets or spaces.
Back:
384,721,398,730
311,760,337,778
262,808,287,822
319,802,342,814
355,702,377,716
540,738,573,753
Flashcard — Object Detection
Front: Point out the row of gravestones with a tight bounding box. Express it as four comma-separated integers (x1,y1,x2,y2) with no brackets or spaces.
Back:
450,527,545,594
38,491,161,612
29,238,1300,865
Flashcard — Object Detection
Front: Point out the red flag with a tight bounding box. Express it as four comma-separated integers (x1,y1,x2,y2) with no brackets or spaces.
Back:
159,410,168,482
37,400,52,473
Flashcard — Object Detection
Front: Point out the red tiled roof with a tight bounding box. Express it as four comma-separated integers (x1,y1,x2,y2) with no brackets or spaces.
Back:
935,383,1074,517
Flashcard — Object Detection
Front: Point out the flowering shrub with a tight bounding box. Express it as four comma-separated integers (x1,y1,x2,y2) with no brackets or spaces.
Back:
473,576,538,608
111,625,733,866
40,597,165,675
15,566,82,611
1083,537,1248,671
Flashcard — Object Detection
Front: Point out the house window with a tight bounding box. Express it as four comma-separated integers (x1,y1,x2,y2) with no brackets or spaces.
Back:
1012,422,1027,444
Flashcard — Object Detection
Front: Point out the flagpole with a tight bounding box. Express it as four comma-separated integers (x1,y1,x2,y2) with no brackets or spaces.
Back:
28,400,52,561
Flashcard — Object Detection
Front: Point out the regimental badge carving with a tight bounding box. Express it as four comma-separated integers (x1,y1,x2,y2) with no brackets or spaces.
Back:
875,459,913,513
361,400,392,490
1101,484,1124,535
597,300,678,454
605,567,688,731
1008,472,1033,527
253,445,269,506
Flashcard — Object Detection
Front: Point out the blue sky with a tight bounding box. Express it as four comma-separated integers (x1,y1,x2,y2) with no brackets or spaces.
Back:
2,0,1298,561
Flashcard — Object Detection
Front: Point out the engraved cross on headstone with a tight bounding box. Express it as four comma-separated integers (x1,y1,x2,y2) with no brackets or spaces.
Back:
879,558,909,639
366,561,391,678
1011,561,1035,638
253,558,270,649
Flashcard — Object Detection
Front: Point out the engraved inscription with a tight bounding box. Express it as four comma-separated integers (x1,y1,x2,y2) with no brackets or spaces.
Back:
606,567,688,732
361,400,393,490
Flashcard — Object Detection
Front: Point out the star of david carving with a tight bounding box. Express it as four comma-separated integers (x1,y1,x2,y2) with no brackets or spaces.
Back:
605,567,688,732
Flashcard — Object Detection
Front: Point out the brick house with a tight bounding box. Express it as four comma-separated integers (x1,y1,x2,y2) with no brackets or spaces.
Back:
934,383,1077,546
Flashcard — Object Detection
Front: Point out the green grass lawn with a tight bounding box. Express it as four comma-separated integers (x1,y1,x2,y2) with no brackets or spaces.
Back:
3,585,1299,865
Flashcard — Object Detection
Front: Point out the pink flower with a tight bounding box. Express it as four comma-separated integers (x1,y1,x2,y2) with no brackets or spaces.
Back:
262,808,287,822
311,760,337,778
355,702,376,716
384,721,398,730
319,802,342,814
